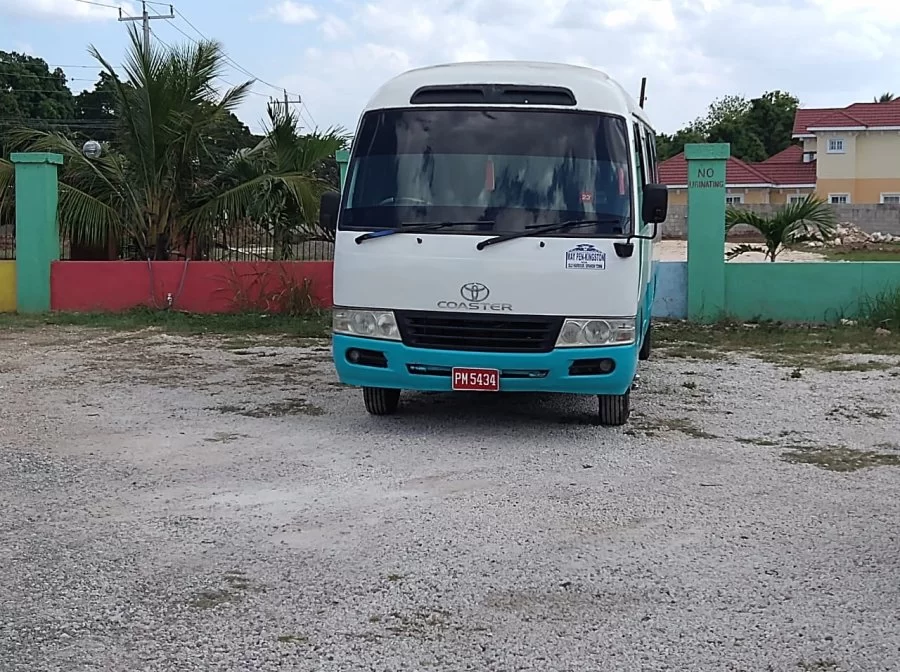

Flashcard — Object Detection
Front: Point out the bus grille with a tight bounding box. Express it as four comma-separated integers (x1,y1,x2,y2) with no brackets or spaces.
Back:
395,311,563,353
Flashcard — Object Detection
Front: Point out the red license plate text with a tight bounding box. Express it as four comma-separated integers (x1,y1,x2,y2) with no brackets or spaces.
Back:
451,367,500,392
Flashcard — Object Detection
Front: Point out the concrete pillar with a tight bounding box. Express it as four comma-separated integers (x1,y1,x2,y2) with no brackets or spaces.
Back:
336,149,349,192
11,152,63,313
685,143,729,323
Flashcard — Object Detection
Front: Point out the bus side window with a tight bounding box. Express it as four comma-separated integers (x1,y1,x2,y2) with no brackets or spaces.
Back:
646,128,659,182
633,123,647,188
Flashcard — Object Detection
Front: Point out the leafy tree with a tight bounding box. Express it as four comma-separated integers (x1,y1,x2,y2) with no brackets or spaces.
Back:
745,90,800,158
875,92,895,103
0,51,75,161
693,94,751,135
0,51,74,122
724,194,837,262
72,71,120,142
3,25,253,260
657,90,800,162
656,127,705,161
706,116,767,162
194,102,348,258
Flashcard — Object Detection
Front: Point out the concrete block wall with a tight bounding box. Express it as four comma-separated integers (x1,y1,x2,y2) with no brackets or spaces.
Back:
661,203,900,239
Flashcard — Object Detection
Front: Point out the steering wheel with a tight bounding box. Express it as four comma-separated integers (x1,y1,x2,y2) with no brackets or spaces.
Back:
378,196,429,206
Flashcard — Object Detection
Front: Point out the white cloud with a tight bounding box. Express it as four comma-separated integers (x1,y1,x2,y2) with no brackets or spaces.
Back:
264,1,317,24
255,0,900,135
0,0,136,21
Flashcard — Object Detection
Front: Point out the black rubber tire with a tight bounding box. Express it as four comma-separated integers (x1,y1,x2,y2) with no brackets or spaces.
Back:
638,321,651,361
598,390,631,426
363,387,401,415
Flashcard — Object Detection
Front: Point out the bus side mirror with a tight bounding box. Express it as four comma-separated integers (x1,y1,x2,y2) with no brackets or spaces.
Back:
642,183,668,224
319,191,340,232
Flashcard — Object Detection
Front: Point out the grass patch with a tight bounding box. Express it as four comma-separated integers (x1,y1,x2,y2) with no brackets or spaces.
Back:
819,243,900,262
654,320,900,367
781,445,900,472
857,287,900,331
658,343,720,360
0,307,330,337
635,417,718,439
797,660,839,671
736,437,780,447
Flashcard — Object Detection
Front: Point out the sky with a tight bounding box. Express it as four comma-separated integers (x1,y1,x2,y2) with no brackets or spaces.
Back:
1,0,899,136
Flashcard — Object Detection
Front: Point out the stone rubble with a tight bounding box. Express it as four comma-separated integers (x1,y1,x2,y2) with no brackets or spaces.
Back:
803,223,900,247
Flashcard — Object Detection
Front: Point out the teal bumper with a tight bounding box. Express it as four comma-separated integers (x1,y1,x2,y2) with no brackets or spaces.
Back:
332,334,638,396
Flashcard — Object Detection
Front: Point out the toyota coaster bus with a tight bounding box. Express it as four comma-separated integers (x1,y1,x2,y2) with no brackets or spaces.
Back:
318,61,668,426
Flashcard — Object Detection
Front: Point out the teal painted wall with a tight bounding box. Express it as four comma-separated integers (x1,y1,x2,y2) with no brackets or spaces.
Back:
725,262,900,322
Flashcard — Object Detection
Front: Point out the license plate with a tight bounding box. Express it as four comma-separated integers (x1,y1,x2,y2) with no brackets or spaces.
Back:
451,367,500,392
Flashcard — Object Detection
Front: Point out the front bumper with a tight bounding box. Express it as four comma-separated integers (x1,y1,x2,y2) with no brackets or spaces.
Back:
332,334,638,396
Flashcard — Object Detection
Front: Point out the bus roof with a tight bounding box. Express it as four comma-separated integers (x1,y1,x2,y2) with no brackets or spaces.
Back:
362,60,654,129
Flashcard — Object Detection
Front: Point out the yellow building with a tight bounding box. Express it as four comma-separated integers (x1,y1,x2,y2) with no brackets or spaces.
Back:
792,100,900,204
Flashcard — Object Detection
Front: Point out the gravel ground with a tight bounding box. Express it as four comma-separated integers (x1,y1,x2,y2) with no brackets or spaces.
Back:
1,326,899,672
654,240,825,262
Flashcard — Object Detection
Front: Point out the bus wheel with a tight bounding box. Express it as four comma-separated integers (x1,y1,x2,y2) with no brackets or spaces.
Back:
363,387,401,415
598,391,630,426
638,322,651,361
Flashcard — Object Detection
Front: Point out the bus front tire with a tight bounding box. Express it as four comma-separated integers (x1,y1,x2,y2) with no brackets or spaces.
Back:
638,322,651,361
363,387,401,415
598,391,630,426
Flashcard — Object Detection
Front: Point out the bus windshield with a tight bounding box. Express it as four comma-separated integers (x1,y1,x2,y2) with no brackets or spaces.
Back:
340,108,633,237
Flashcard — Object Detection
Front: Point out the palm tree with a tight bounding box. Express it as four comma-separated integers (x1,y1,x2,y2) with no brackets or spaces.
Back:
875,92,895,103
725,194,838,262
2,25,253,259
190,103,348,259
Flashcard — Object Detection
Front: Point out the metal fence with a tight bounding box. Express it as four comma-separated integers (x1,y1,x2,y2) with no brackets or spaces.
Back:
57,218,335,262
208,218,334,262
0,226,13,260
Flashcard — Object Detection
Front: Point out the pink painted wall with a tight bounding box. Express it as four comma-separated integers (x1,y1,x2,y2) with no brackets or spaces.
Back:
51,261,334,313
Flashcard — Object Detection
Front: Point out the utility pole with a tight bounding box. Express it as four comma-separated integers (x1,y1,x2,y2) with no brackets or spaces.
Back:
118,1,175,54
273,89,303,123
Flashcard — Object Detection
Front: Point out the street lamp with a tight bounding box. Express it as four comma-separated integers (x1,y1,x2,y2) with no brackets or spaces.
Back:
82,140,102,159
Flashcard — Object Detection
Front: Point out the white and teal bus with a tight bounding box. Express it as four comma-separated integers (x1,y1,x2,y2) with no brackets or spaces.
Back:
319,61,667,425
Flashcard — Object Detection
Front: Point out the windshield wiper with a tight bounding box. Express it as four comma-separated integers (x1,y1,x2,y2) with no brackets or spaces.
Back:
475,217,626,250
355,221,494,244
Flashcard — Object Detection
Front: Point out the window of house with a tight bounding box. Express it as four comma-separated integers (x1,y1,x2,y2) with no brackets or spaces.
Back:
788,194,807,204
725,195,744,205
827,138,845,153
880,193,900,204
829,193,850,204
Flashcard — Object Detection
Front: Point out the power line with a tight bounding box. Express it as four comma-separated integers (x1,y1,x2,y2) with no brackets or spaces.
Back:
73,0,121,9
0,69,98,84
0,88,107,94
168,6,320,128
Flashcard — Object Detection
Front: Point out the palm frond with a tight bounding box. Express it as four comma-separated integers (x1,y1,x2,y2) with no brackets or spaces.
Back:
725,243,766,260
725,206,768,234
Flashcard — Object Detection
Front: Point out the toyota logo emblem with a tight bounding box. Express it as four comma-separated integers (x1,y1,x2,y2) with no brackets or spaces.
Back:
460,282,490,302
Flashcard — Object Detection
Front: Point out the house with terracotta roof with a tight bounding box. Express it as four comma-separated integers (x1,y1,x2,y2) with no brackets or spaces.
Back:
658,146,816,207
792,99,900,204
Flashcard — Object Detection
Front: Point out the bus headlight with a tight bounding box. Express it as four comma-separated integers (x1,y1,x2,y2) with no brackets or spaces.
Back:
333,308,401,340
555,318,636,347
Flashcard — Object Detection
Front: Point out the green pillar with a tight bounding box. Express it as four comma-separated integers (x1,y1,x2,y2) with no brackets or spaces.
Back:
336,149,349,191
685,143,729,323
12,152,63,313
